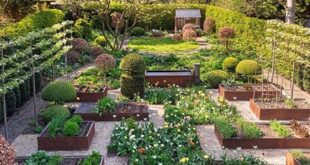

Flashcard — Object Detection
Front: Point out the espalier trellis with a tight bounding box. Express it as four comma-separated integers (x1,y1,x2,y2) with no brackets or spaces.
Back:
265,20,310,100
0,20,73,138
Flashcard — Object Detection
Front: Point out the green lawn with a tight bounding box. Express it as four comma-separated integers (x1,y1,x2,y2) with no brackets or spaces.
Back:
127,37,199,53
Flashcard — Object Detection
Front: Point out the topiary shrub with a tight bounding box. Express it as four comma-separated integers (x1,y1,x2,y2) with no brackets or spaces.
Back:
90,45,105,59
130,27,145,37
203,17,216,34
172,33,182,40
218,27,235,50
182,29,197,41
62,121,80,136
66,50,81,65
71,38,90,53
94,35,107,47
40,105,71,123
0,135,15,164
95,53,116,74
42,81,76,103
222,57,239,72
73,18,92,39
66,115,83,125
235,60,261,76
120,54,145,98
206,70,229,88
182,23,196,32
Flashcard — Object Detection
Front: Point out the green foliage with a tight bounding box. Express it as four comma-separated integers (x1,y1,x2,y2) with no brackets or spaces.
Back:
130,27,145,37
73,19,92,39
40,105,70,123
62,121,80,136
284,98,296,108
66,115,83,125
80,151,102,165
42,81,76,103
222,57,238,72
93,97,116,114
94,35,107,47
222,154,267,165
236,120,262,139
290,150,310,165
120,53,145,75
25,151,62,165
270,120,292,138
144,87,178,104
214,117,237,138
0,9,64,38
205,70,229,88
48,117,65,137
235,60,260,75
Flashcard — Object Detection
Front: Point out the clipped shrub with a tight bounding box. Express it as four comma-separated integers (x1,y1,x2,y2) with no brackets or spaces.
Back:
120,54,145,98
203,17,216,33
130,27,145,37
42,81,76,103
95,53,116,73
235,60,261,76
172,33,182,40
73,18,92,39
71,38,90,53
182,23,196,32
62,121,80,136
222,57,239,72
90,45,105,59
40,105,70,123
66,115,83,125
94,35,107,47
0,135,15,165
182,29,197,41
66,50,81,65
206,70,229,88
48,117,65,137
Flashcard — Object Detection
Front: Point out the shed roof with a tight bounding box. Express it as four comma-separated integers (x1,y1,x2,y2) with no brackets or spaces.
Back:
175,9,201,18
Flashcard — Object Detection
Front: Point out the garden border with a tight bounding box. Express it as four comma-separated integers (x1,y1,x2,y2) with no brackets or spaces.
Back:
145,70,195,87
76,86,108,102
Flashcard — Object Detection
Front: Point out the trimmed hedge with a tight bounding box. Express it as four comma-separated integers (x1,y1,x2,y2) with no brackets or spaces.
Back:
40,105,71,123
206,70,229,88
222,57,238,72
42,81,77,103
236,60,261,76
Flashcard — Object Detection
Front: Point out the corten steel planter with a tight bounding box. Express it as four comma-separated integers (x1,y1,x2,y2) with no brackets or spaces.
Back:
214,126,310,149
15,155,104,165
75,102,149,121
76,86,108,102
218,85,281,101
285,151,310,165
145,70,195,87
37,121,95,151
250,99,310,120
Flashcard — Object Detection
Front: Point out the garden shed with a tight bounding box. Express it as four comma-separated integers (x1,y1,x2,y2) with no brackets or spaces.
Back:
175,9,201,31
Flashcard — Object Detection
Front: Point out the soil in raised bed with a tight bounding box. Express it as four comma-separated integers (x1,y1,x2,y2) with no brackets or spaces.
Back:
223,84,278,91
40,122,91,137
75,85,107,93
253,100,310,109
256,125,308,139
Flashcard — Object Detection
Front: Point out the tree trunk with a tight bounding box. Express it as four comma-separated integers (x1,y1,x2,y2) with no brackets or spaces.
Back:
286,0,295,24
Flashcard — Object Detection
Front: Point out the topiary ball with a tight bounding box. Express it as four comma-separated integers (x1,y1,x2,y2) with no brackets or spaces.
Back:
67,115,83,125
235,60,261,76
120,53,145,75
182,29,197,41
42,81,76,103
71,38,90,53
40,105,70,122
222,57,239,72
182,23,196,32
90,45,105,59
206,70,229,88
0,135,15,165
67,50,80,65
203,17,216,34
94,35,107,47
62,121,80,136
130,27,145,37
218,27,235,39
95,53,116,73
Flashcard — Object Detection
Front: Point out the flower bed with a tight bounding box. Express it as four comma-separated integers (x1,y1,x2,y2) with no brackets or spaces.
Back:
37,121,95,151
145,70,195,87
219,84,281,101
214,124,310,149
16,155,104,165
76,86,108,102
250,99,310,120
286,151,310,165
74,102,149,121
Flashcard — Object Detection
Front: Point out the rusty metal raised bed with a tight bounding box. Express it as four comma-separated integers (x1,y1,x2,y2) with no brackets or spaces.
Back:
250,99,310,120
214,125,310,149
145,70,195,87
15,155,104,165
286,151,310,165
218,84,281,101
74,102,149,121
76,86,108,102
37,121,95,151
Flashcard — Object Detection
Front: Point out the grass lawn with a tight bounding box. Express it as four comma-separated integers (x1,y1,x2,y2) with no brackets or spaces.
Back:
127,37,199,53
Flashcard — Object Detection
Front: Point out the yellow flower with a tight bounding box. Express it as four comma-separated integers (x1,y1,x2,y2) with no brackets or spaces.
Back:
179,157,189,163
203,154,209,160
164,122,169,128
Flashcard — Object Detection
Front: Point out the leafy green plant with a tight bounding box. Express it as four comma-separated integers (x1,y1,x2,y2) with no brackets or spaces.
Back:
222,154,267,165
130,27,145,37
94,35,107,47
62,121,80,136
42,81,76,104
73,19,92,39
284,98,297,108
66,115,83,125
236,120,262,139
80,151,101,165
235,60,261,76
270,120,292,138
290,150,310,165
222,57,239,72
205,70,229,88
25,151,62,165
214,118,237,138
93,97,116,114
48,117,65,137
40,105,70,123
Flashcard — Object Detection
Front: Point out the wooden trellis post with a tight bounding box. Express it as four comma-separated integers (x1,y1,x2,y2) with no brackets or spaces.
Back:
1,47,8,138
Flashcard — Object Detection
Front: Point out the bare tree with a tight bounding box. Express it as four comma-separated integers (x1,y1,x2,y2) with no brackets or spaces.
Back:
97,0,138,51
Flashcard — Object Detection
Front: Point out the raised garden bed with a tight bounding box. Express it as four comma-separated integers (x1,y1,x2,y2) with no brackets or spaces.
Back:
145,70,195,87
219,84,281,101
75,86,108,102
74,102,149,121
15,155,104,165
286,151,310,165
37,121,95,151
214,125,310,149
250,99,310,120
